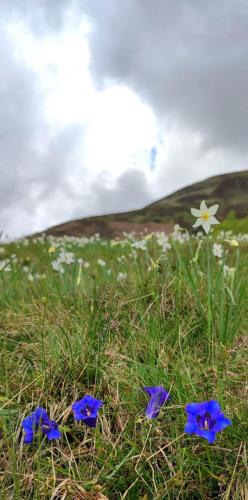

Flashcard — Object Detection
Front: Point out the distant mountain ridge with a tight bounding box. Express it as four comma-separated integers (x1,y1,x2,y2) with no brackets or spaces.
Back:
45,170,248,238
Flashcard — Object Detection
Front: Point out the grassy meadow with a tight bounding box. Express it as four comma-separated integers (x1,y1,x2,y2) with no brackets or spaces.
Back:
0,225,247,499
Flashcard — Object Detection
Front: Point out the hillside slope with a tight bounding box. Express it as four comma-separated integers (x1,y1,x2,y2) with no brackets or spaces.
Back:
45,170,248,238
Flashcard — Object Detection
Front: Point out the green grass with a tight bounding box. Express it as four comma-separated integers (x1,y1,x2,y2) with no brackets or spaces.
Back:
216,211,248,235
0,230,247,499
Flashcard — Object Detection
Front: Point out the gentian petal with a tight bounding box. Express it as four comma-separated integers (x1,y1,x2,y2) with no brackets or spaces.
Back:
72,401,85,421
206,400,222,418
22,415,35,431
83,417,98,428
212,416,232,432
81,395,103,414
186,402,208,417
41,419,61,440
46,428,62,440
197,429,216,444
184,421,197,433
33,407,49,425
144,386,170,419
144,386,160,397
23,430,34,444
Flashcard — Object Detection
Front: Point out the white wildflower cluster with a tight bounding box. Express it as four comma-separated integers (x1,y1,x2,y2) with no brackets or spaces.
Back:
131,239,147,251
223,265,236,279
116,271,127,282
51,250,75,273
218,230,248,244
97,258,106,267
171,225,190,244
130,250,138,259
156,232,171,252
78,258,90,268
212,243,224,259
117,255,126,263
27,272,43,282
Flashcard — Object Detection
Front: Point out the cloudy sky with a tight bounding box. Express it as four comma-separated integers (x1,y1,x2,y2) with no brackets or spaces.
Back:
0,0,247,238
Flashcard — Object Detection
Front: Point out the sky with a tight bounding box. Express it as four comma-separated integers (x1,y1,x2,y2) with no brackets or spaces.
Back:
0,0,248,239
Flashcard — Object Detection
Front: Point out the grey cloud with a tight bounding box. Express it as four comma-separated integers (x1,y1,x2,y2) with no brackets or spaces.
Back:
90,169,152,214
0,24,87,238
84,0,248,153
0,0,247,239
1,0,80,35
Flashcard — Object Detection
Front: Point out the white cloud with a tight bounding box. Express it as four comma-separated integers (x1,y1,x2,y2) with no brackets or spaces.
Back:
0,1,247,239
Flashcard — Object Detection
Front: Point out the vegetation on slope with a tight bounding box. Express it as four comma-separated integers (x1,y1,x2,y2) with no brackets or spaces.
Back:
45,170,248,238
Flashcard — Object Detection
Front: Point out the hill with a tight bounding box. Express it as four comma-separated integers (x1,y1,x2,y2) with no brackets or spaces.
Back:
45,170,248,238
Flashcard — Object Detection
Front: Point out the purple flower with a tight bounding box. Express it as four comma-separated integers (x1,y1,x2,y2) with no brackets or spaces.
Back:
22,407,61,444
143,386,170,419
72,395,103,428
185,400,231,444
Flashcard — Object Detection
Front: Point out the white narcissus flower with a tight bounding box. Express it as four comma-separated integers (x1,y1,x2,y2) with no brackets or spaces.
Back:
191,201,219,234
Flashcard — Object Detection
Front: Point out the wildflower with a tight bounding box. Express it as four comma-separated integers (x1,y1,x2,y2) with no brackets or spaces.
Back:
116,271,127,281
22,407,61,444
185,400,231,444
48,246,56,254
144,233,154,240
191,201,219,234
212,243,223,258
59,251,74,264
156,233,171,252
51,260,65,273
97,258,106,267
72,395,103,427
172,225,189,243
132,240,146,250
224,239,239,247
143,386,170,419
223,265,236,279
148,258,160,272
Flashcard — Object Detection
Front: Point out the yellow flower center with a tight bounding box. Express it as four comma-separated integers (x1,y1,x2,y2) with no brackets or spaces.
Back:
202,212,209,222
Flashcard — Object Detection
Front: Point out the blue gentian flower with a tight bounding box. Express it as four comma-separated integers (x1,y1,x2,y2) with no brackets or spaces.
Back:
143,386,170,419
72,395,103,427
22,407,61,444
185,400,231,444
